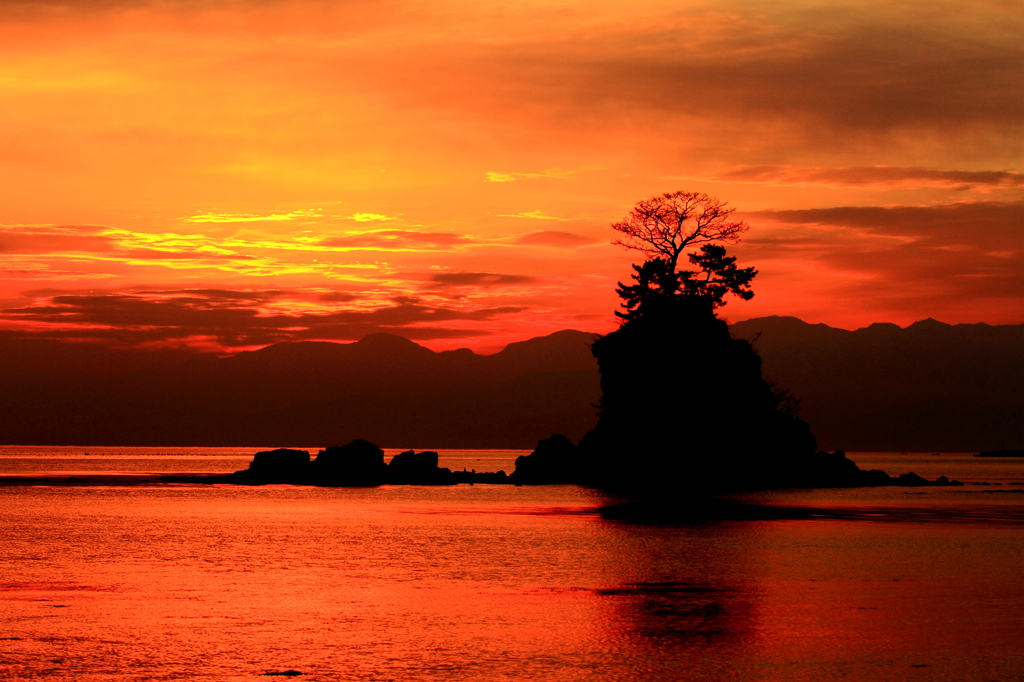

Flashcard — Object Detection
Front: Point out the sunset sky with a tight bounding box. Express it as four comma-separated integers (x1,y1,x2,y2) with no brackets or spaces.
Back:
1,0,1021,353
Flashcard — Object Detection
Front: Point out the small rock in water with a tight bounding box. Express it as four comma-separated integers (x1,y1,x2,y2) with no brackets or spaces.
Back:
263,672,303,677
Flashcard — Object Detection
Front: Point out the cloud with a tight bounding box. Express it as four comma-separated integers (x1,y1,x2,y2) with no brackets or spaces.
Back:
0,265,118,280
515,231,600,248
183,209,322,223
498,211,570,221
320,230,474,250
0,289,528,349
740,201,1023,315
316,291,361,303
147,288,289,302
0,223,477,285
0,233,114,254
748,201,1023,249
704,166,1024,190
374,4,1022,158
345,213,397,222
485,170,578,182
0,225,116,254
429,272,537,287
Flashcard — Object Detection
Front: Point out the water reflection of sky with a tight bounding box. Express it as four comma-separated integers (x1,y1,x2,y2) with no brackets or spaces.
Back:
5,484,1020,680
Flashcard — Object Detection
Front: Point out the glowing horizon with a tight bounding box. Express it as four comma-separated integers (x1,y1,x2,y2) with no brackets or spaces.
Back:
1,0,1020,354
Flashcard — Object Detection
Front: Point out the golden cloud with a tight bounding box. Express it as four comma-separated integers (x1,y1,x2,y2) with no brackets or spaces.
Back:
484,169,579,183
183,209,323,223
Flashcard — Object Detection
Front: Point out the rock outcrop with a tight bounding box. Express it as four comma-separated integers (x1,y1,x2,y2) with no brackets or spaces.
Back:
509,434,580,484
578,295,819,494
505,435,962,490
245,448,311,484
218,440,470,486
387,450,454,485
313,440,388,486
174,437,964,490
975,449,1024,458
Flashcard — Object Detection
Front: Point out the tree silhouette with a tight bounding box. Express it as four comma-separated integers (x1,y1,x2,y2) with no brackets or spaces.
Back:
581,191,818,495
614,259,680,322
612,191,749,271
616,245,756,322
680,244,756,307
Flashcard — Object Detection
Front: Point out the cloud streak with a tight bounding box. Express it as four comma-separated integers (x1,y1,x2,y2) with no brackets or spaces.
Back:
345,213,397,222
749,201,1024,249
319,230,475,250
702,166,1024,190
740,201,1023,320
0,288,529,349
498,211,570,221
485,170,579,183
428,272,537,287
184,209,323,223
514,231,599,248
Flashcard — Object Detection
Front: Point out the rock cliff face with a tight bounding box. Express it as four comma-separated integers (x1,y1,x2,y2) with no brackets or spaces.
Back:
509,434,580,484
578,296,818,493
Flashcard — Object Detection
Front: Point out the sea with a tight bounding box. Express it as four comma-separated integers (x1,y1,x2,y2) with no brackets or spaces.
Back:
1,448,1022,681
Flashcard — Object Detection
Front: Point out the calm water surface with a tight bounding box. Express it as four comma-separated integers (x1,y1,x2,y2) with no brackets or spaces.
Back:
1,450,1022,681
0,447,524,478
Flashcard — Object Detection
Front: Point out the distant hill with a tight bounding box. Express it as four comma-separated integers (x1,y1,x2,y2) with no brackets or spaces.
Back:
0,330,602,448
0,319,1020,450
730,317,1024,452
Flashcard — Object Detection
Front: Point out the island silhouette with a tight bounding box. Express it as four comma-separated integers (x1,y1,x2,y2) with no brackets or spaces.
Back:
160,435,959,489
161,192,975,495
0,320,1018,453
570,192,961,495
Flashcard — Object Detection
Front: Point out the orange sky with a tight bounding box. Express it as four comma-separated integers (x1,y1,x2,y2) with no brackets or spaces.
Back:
1,0,1021,353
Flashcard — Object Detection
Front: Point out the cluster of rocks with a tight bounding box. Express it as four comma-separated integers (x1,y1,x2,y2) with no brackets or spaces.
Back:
160,434,965,489
775,449,964,488
975,449,1024,458
173,439,509,486
510,435,963,489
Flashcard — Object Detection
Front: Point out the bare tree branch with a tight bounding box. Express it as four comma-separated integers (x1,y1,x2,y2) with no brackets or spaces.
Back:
611,191,749,270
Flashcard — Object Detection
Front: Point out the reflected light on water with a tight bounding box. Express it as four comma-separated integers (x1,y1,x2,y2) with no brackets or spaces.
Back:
1,483,1022,681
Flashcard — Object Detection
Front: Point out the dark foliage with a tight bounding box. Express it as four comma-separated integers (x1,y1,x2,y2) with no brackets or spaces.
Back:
616,246,756,322
679,245,756,308
582,238,818,494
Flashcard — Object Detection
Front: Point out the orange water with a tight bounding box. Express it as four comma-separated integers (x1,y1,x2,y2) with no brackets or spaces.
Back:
1,453,1022,681
0,447,526,477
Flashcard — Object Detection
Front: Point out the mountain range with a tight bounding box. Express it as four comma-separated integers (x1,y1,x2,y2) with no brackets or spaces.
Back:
730,316,1023,452
0,317,1020,451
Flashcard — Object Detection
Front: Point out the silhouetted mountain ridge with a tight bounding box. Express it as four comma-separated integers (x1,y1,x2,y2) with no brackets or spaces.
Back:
730,316,1023,451
0,320,1019,450
0,329,601,447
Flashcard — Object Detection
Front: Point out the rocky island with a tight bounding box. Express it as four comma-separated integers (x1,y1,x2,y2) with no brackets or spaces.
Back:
165,193,974,496
160,434,962,489
975,449,1024,457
